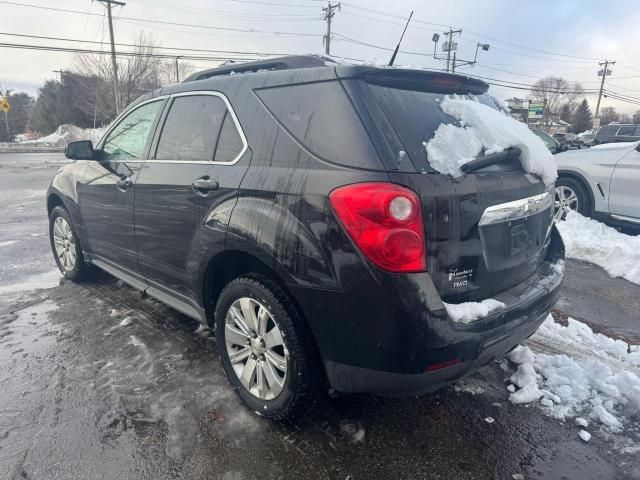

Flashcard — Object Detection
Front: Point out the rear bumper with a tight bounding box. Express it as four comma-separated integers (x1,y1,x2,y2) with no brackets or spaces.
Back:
324,290,553,395
288,226,565,395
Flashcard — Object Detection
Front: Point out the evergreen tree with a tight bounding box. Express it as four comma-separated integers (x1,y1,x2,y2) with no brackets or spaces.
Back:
573,99,592,133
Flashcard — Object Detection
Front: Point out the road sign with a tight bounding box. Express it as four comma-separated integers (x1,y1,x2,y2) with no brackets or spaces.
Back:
0,97,9,113
592,118,601,130
528,102,544,119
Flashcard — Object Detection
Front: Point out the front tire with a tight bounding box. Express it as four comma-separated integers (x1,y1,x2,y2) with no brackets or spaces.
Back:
214,275,319,420
554,177,591,222
48,206,91,281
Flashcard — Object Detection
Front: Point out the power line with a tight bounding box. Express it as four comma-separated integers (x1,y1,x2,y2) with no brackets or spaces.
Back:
132,0,322,21
341,0,603,62
0,1,323,37
0,41,261,62
0,32,290,57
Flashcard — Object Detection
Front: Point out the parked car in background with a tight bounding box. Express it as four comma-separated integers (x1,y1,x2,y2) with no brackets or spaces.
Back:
47,56,565,419
594,124,640,145
554,141,640,230
553,132,582,148
577,133,595,148
532,129,568,154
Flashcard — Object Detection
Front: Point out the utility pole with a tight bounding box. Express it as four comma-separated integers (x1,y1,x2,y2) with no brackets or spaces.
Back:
322,2,340,56
175,56,183,83
53,69,66,82
595,59,615,119
98,0,126,115
442,28,461,72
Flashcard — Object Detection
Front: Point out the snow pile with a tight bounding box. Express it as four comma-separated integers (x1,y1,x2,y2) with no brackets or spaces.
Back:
22,124,107,147
557,211,640,285
425,95,557,186
444,298,505,323
507,315,640,432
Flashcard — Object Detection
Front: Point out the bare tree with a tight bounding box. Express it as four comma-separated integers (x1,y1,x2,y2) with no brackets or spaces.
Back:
74,32,171,111
529,76,584,129
600,106,619,125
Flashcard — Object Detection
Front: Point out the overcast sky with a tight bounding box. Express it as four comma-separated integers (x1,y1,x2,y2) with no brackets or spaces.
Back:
2,0,640,115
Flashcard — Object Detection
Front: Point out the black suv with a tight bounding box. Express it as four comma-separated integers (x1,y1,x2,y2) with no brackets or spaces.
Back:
48,56,564,419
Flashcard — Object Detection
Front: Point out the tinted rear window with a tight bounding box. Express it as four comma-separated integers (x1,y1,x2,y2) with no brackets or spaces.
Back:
365,84,501,172
255,81,383,170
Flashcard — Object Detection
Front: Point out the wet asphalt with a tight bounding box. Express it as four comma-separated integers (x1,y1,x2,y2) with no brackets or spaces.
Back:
1,152,639,480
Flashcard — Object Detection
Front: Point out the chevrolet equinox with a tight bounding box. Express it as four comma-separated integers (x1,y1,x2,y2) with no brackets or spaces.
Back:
47,55,565,419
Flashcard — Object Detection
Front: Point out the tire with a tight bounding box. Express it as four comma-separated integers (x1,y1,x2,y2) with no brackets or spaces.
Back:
554,177,591,222
48,206,92,281
214,275,321,420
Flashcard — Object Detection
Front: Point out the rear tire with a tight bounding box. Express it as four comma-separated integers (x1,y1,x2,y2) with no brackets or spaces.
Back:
214,275,321,420
554,177,591,222
48,206,92,281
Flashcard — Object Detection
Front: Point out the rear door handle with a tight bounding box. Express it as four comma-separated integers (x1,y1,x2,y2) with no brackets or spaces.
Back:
191,177,219,196
116,176,132,191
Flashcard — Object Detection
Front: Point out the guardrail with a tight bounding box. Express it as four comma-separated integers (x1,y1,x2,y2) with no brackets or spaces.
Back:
0,144,65,153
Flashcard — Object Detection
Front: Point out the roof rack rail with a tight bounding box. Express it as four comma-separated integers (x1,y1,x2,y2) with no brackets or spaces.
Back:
183,55,331,82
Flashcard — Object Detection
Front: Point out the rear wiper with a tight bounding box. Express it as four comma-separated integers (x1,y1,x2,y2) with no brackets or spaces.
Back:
460,147,521,173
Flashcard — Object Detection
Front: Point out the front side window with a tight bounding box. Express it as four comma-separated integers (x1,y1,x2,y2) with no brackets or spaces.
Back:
155,95,244,162
102,100,163,161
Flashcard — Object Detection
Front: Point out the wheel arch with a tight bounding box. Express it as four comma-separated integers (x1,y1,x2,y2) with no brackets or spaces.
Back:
201,249,298,329
556,170,596,214
47,191,66,215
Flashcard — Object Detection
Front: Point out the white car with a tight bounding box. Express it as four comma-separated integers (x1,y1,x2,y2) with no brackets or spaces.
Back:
554,141,640,230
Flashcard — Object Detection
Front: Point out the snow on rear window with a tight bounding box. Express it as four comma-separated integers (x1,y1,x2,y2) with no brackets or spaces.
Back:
425,95,558,186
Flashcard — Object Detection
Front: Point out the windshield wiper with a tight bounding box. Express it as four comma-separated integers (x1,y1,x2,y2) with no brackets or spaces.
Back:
460,147,521,173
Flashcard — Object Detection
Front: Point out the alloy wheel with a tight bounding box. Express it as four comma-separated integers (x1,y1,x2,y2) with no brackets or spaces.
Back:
52,216,76,272
554,185,579,222
224,297,288,400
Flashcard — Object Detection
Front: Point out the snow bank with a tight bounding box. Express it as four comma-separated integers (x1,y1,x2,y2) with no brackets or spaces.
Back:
22,124,107,147
508,315,640,432
425,95,557,186
557,211,640,285
443,298,505,323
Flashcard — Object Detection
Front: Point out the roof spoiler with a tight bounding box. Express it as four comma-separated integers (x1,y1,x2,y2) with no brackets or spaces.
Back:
184,55,329,82
349,68,489,95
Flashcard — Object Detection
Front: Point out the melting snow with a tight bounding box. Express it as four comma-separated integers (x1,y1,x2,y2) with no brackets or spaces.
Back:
0,270,61,296
579,430,592,442
508,315,640,432
557,211,640,286
425,95,557,186
21,124,107,147
444,298,505,323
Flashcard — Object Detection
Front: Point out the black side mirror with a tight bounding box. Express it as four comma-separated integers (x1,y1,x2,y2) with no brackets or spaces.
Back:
65,140,96,160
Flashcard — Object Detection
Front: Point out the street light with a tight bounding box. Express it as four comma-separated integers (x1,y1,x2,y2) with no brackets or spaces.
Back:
473,43,490,63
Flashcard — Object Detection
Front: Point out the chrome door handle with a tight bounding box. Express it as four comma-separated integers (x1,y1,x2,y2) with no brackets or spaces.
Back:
191,177,219,196
116,176,132,190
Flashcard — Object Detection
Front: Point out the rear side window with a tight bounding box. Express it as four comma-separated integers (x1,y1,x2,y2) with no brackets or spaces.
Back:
365,83,499,172
255,81,382,169
155,94,245,162
216,112,244,163
617,126,638,136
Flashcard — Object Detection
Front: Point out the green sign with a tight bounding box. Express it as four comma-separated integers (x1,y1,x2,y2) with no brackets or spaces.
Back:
528,102,544,119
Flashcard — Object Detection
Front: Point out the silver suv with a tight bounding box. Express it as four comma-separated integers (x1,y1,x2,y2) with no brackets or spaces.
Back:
554,141,640,230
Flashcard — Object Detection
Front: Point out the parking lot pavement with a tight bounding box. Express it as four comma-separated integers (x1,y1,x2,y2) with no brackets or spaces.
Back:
1,152,639,479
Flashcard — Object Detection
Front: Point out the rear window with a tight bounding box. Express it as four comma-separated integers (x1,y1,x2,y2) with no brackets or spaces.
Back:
365,83,501,172
255,81,383,169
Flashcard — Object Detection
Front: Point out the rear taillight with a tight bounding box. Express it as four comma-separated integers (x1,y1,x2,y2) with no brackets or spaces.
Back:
329,182,427,273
